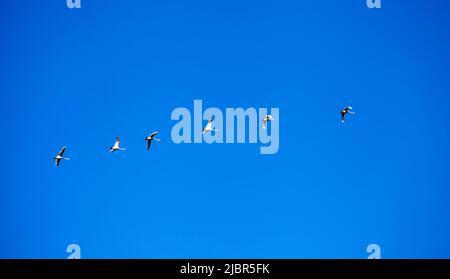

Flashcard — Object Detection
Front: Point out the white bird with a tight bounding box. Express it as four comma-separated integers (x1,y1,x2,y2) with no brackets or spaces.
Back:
262,115,274,130
341,106,355,123
109,136,126,152
54,146,70,167
202,117,219,134
145,131,160,151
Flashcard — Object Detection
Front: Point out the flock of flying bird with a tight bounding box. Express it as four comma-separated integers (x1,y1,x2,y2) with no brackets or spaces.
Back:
53,106,355,167
53,131,161,167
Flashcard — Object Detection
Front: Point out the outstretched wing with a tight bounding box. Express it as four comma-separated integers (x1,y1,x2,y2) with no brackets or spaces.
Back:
55,158,61,167
341,111,346,122
114,137,120,148
147,139,152,150
150,131,158,138
204,118,213,131
58,146,66,157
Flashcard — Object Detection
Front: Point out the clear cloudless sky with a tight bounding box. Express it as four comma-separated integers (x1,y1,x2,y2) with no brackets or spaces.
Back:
1,0,450,259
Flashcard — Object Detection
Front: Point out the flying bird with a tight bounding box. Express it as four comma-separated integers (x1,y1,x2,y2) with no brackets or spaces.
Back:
202,117,219,134
145,131,161,151
54,146,70,167
262,115,274,130
109,136,126,153
341,106,355,123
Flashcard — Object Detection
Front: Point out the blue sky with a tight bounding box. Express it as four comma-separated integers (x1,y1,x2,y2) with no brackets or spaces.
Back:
1,0,450,259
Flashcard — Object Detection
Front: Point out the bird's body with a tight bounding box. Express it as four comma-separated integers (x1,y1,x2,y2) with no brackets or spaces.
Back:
341,106,355,123
54,146,70,167
262,115,274,130
145,131,160,151
202,117,219,134
109,136,126,152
